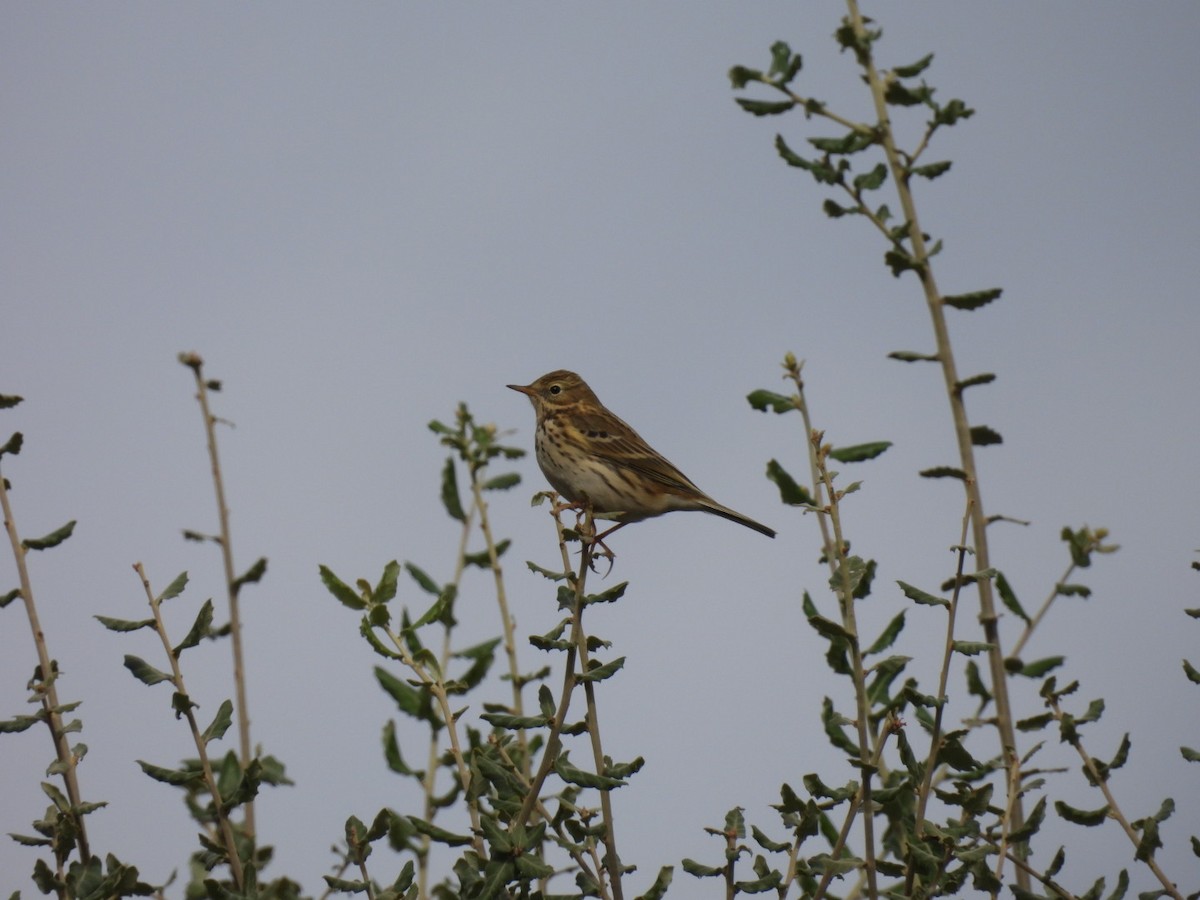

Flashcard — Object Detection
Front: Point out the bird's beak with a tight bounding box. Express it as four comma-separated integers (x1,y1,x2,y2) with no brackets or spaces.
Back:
507,383,535,396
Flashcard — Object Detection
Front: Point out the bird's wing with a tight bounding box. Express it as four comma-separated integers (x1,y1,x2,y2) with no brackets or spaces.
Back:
571,407,707,497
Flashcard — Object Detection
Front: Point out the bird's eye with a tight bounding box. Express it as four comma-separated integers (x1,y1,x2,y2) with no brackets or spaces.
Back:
549,384,561,395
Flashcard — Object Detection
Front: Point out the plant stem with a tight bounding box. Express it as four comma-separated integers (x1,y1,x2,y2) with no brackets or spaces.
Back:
842,1,1027,884
0,475,92,864
133,562,244,890
181,353,255,839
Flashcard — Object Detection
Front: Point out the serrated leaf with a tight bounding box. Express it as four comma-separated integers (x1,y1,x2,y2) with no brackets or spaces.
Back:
158,571,189,602
23,520,76,551
94,615,156,633
440,458,465,522
765,459,812,506
682,858,724,878
1186,660,1200,684
746,390,795,414
1015,657,1065,678
892,53,933,78
320,565,365,610
943,288,1002,311
137,760,204,786
482,473,520,491
911,160,952,180
952,641,992,656
201,699,234,745
174,599,215,657
123,655,172,686
864,611,905,656
829,441,891,463
920,466,967,481
897,580,948,608
996,571,1028,623
404,562,440,595
556,753,626,789
728,65,764,90
578,656,625,683
635,865,674,900
956,372,997,392
853,163,888,192
735,98,796,117
1055,800,1109,826
406,816,475,847
232,557,268,593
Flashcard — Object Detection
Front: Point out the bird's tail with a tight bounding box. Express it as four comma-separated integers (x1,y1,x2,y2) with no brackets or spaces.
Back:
702,500,776,538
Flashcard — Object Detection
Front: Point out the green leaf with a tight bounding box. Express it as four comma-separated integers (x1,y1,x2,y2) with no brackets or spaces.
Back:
319,565,365,610
1180,745,1199,763
578,656,625,683
174,599,215,657
406,816,475,847
892,53,933,78
943,288,1002,311
937,733,980,771
970,425,1003,446
853,163,888,192
23,520,76,551
808,615,851,641
1008,796,1047,844
1057,582,1092,598
830,555,868,597
911,160,952,180
482,473,520,491
0,394,24,409
94,614,155,633
555,753,625,790
375,666,435,723
920,466,967,481
888,350,940,363
585,581,629,605
682,858,724,878
956,372,997,393
829,441,891,463
635,865,674,900
735,98,796,117
1014,657,1065,678
952,641,992,656
995,571,1028,623
933,97,975,126
865,611,905,656
1187,660,1200,685
137,760,204,786
765,459,813,506
232,557,268,593
123,655,172,686
897,580,948,608
728,65,764,90
158,571,189,602
201,699,234,745
746,389,796,414
810,853,863,876
1055,800,1109,826
0,713,43,733
440,458,465,521
0,431,23,456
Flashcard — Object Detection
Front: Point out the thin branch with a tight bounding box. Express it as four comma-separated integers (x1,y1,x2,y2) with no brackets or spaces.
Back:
133,562,244,890
0,470,92,866
179,352,255,838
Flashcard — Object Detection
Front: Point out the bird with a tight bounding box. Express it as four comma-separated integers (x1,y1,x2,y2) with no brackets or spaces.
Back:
507,370,776,542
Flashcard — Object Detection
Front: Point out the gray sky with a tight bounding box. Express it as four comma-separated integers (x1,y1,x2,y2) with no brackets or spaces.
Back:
3,3,1199,894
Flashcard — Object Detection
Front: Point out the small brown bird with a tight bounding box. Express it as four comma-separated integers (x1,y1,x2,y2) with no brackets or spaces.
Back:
508,370,775,540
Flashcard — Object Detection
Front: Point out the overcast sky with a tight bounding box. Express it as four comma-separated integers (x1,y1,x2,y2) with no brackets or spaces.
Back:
3,3,1199,895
